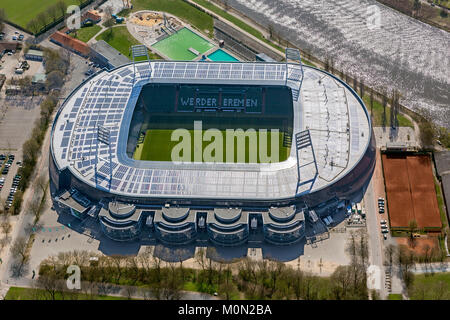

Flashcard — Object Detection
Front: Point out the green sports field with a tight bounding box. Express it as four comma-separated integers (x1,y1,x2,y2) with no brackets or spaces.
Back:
133,129,290,163
3,0,79,29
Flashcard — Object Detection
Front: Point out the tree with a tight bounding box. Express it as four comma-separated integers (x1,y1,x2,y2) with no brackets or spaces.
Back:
381,90,388,127
46,70,65,91
27,196,42,219
26,18,41,35
22,135,40,165
408,219,418,248
223,0,230,11
385,244,396,271
268,24,274,40
369,88,374,115
103,6,115,31
398,245,415,289
324,57,330,72
352,77,358,92
219,265,237,300
419,119,435,148
56,0,67,19
36,173,48,195
36,12,49,30
10,236,29,276
1,219,11,237
412,0,421,17
11,190,23,215
47,4,60,22
359,78,365,98
0,8,6,33
36,269,66,300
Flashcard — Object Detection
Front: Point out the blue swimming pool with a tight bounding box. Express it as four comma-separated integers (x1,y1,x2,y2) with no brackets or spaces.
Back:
207,49,239,62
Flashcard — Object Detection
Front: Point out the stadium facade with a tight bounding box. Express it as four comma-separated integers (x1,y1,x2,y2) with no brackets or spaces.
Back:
49,48,376,245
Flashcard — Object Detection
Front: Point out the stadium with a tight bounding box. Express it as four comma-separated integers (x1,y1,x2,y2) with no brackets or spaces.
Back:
49,48,376,245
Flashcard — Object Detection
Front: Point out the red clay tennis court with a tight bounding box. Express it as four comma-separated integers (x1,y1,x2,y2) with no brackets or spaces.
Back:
382,154,442,230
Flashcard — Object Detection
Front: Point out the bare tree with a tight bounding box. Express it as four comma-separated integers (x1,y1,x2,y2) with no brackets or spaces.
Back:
359,78,365,98
36,12,49,30
0,8,6,33
56,0,67,19
36,173,48,195
36,269,66,300
26,18,41,34
385,244,396,271
47,5,59,22
124,285,136,300
10,236,29,276
407,219,418,248
369,87,374,115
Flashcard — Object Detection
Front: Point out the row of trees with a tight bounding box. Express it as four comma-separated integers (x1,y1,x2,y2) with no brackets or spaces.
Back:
25,0,90,34
36,240,371,300
18,48,69,196
0,8,6,33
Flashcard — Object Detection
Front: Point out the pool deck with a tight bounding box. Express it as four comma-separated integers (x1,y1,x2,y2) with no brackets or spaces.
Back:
126,10,239,62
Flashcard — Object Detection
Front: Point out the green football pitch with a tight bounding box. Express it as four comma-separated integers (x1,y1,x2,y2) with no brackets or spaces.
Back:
133,129,291,163
3,0,78,29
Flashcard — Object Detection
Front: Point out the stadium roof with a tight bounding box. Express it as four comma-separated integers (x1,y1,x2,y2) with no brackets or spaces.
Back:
51,61,371,201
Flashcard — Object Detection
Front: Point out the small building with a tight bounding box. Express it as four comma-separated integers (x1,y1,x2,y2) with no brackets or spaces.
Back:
32,73,46,90
82,10,102,25
89,40,130,70
25,49,44,61
50,31,90,57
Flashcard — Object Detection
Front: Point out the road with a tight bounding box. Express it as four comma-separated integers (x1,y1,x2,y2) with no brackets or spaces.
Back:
411,262,450,274
364,175,386,297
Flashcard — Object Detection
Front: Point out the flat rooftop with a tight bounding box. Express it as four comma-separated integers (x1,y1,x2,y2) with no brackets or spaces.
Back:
90,40,130,68
51,61,371,201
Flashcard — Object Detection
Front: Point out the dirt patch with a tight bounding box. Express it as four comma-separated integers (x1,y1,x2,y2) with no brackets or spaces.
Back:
396,237,439,256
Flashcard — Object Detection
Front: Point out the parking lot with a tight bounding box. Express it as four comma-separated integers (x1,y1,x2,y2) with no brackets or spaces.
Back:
0,154,22,210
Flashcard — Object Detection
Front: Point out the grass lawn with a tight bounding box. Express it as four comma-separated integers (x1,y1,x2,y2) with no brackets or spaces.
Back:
3,0,80,29
133,129,290,163
95,26,161,60
388,293,403,300
70,24,102,43
362,95,413,128
5,286,130,300
409,273,450,300
131,0,214,36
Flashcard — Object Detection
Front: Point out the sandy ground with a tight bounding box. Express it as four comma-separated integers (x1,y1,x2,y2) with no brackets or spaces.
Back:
131,12,164,27
396,237,440,256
